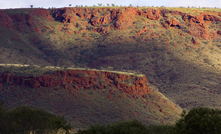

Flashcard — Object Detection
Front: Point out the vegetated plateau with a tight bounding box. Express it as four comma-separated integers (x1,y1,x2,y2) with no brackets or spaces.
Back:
1,5,221,132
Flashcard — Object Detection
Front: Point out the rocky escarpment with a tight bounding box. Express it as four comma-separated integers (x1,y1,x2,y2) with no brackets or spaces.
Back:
0,70,151,98
0,68,182,127
50,7,221,39
1,7,221,39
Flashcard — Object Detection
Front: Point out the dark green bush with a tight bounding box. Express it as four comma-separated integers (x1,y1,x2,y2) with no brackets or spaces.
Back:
108,120,148,134
169,107,221,134
0,100,9,134
147,124,173,134
76,120,172,134
0,103,72,134
77,120,148,134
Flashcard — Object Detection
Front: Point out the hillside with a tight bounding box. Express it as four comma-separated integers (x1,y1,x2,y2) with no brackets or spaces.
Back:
0,65,182,128
1,6,221,111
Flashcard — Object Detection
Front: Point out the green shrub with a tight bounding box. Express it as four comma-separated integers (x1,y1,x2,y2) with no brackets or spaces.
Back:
108,120,148,134
76,120,173,134
77,120,148,134
169,107,221,134
0,100,9,134
147,124,173,134
0,104,72,134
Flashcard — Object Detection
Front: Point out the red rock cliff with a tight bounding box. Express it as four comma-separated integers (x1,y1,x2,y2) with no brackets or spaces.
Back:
2,7,221,40
6,9,54,33
0,10,13,30
0,70,152,98
50,7,221,39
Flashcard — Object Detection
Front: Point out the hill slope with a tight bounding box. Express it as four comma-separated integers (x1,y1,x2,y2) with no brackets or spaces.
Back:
0,65,182,128
1,7,221,110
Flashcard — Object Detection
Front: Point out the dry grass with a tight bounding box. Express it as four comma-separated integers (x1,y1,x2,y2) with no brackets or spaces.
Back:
0,64,144,77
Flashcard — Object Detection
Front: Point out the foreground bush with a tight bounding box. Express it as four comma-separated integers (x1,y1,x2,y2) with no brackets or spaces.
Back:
169,107,221,134
147,124,173,134
0,102,72,134
76,120,173,134
0,100,9,134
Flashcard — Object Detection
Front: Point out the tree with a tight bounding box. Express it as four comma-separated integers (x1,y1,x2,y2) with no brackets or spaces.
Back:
98,3,102,6
30,5,33,8
169,107,221,134
77,120,149,134
0,105,72,134
69,4,72,7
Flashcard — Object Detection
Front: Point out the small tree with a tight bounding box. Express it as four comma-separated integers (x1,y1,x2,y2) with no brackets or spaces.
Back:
98,3,102,6
69,4,72,7
30,5,33,8
111,4,115,7
107,4,110,6
4,106,72,134
169,107,221,134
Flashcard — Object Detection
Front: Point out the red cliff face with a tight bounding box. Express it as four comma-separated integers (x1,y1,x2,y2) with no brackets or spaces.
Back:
0,10,13,30
2,7,221,40
49,7,221,40
51,7,142,31
0,70,152,98
8,9,54,33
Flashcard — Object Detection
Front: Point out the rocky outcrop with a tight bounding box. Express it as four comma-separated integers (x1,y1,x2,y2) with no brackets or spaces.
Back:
0,70,152,98
136,26,148,36
142,8,162,20
192,37,199,47
163,18,180,29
